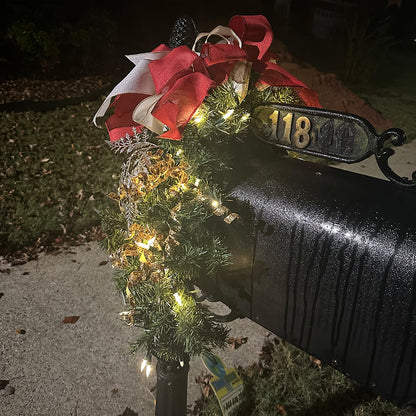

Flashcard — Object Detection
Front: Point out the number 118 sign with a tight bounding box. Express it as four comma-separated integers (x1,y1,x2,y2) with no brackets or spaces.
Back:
253,104,379,163
252,103,415,188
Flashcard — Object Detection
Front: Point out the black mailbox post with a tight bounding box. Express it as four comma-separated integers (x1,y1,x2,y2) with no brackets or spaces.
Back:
209,143,416,406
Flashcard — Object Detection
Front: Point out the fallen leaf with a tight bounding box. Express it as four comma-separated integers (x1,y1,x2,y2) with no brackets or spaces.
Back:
276,404,287,415
41,158,49,163
0,380,9,390
111,388,119,396
99,260,108,266
0,385,15,396
0,269,10,274
195,373,212,398
309,355,322,369
226,336,248,350
119,408,138,416
0,293,4,299
259,335,279,366
15,329,26,334
22,271,29,275
62,316,80,324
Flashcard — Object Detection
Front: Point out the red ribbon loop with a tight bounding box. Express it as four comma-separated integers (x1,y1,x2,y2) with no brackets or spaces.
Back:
152,73,215,140
149,46,208,95
228,15,273,61
106,94,146,142
201,43,247,84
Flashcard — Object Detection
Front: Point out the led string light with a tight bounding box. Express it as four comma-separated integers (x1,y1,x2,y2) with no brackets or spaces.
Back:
140,357,152,377
174,292,183,306
222,109,235,120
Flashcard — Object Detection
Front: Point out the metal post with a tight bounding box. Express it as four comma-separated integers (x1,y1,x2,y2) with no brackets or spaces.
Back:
155,359,189,416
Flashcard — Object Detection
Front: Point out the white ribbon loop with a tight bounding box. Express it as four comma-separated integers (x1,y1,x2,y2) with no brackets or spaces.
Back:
132,94,165,135
192,25,242,53
93,51,169,125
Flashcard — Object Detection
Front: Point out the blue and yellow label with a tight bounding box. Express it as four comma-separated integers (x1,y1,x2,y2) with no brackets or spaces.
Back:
201,353,244,416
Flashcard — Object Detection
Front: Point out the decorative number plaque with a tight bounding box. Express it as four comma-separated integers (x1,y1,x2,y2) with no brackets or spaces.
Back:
252,103,416,189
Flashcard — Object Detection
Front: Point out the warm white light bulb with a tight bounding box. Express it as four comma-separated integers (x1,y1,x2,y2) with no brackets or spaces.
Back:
176,149,183,156
222,109,234,120
194,114,204,123
241,113,250,121
137,236,156,250
180,360,184,367
194,178,200,187
174,292,183,306
137,242,149,249
141,359,148,372
146,364,152,377
211,200,219,208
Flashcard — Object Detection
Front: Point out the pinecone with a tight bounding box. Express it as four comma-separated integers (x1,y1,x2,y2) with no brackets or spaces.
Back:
168,16,198,49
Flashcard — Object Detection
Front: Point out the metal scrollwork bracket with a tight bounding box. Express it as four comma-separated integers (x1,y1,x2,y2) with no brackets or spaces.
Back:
252,103,416,190
375,128,416,188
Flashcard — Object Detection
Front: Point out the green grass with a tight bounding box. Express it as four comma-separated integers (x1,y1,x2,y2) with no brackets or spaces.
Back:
347,46,416,144
196,338,405,416
0,99,121,254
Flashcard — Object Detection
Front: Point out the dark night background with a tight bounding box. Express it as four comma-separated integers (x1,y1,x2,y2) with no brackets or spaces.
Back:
1,0,415,81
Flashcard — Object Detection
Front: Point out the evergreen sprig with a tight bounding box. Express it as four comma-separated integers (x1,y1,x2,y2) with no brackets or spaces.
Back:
100,75,300,363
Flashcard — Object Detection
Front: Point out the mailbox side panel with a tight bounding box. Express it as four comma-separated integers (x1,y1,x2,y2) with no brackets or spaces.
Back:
226,156,416,406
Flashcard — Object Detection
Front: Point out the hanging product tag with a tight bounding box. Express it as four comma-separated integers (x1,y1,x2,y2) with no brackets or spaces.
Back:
201,353,244,416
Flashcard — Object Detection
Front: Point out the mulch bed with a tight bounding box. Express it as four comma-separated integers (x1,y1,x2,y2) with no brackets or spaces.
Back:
0,75,113,105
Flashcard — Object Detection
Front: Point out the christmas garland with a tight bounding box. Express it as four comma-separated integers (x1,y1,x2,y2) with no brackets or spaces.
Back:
94,15,320,374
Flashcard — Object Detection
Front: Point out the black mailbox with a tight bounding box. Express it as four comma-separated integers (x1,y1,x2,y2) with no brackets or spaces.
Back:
205,139,416,407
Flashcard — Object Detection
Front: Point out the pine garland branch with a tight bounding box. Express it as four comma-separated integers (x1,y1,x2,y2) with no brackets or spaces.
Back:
100,66,306,363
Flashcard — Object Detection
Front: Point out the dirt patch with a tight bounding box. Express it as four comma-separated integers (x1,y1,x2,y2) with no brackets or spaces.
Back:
272,39,392,132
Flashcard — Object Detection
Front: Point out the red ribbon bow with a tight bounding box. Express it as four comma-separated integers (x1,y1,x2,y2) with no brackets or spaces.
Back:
104,15,320,142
